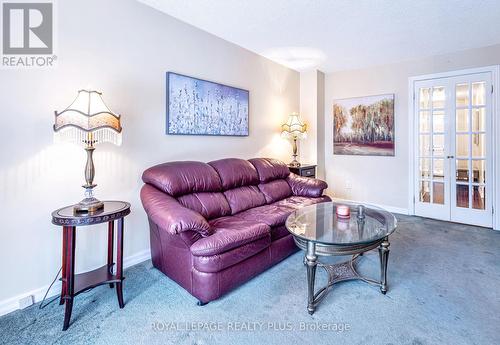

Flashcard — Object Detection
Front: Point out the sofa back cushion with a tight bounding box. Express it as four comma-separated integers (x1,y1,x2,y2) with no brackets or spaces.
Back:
142,161,222,197
224,186,266,214
249,158,292,203
209,158,259,189
208,158,266,214
177,193,231,220
142,161,232,220
142,158,293,218
258,179,292,203
249,158,290,183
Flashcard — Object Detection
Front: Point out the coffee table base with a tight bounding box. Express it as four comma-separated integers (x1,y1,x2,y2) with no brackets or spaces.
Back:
297,238,390,315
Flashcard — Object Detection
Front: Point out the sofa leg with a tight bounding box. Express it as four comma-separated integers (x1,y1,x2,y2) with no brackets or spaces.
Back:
196,300,209,306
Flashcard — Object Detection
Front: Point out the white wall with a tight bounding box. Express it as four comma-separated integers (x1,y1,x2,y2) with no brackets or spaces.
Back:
299,71,318,165
323,44,500,213
0,0,299,313
299,70,325,178
316,71,326,180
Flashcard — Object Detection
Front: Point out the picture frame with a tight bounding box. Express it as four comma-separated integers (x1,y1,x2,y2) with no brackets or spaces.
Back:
333,93,395,156
166,72,249,136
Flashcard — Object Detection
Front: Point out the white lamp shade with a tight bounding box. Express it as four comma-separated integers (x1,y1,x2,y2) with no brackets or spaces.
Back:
281,112,307,138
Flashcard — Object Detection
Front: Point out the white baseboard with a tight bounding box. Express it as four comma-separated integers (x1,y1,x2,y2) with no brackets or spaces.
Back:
331,197,409,215
123,249,151,268
0,249,151,317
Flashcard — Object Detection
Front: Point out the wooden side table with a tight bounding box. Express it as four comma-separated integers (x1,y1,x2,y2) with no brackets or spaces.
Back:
288,164,317,178
52,201,131,331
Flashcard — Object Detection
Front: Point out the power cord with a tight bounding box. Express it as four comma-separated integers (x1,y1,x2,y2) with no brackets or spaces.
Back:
39,266,62,310
38,266,97,310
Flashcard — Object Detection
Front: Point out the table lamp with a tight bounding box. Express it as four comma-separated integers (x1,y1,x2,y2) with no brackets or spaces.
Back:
53,89,122,213
281,112,307,167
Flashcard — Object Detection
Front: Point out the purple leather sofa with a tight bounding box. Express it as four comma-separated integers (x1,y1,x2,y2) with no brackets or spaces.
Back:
140,158,330,304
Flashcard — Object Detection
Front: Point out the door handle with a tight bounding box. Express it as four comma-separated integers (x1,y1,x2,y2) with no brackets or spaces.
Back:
446,155,455,159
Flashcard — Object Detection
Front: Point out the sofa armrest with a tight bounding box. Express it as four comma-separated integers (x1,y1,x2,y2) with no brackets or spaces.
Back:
140,184,212,237
286,173,328,198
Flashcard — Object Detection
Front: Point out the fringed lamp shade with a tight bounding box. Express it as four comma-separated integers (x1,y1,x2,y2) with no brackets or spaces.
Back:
281,112,307,139
54,90,122,146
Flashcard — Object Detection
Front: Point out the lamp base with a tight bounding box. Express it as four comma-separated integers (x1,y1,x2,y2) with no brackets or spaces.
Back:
74,197,104,214
289,160,301,167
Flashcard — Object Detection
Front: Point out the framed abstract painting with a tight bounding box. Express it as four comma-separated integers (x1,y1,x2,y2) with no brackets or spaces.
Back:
166,72,249,136
333,94,395,156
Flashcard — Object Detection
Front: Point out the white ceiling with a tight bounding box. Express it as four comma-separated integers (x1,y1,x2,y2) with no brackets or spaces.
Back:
139,0,500,72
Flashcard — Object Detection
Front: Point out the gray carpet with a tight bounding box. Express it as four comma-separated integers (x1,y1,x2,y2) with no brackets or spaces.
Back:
1,215,499,345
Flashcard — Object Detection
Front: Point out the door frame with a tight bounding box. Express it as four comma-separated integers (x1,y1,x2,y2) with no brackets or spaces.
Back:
408,65,500,230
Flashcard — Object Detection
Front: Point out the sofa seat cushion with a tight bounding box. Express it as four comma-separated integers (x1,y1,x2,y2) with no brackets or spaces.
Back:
192,236,270,273
269,196,333,240
272,195,332,211
191,217,271,257
236,195,333,239
233,204,293,227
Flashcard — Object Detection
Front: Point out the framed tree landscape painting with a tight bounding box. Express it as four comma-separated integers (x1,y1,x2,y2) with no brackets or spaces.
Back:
166,72,249,136
333,94,395,156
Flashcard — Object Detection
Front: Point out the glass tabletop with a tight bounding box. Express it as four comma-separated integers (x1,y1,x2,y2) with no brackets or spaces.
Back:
285,201,397,245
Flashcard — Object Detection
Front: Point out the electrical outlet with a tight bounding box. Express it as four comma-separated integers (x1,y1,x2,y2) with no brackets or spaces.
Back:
345,180,352,190
19,295,34,309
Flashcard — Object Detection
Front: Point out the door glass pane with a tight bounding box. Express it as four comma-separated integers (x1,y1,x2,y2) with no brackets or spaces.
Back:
433,110,445,133
456,184,469,208
456,159,469,182
419,88,431,109
456,83,469,107
416,78,489,214
432,135,444,156
419,111,430,132
456,134,469,157
472,134,485,157
433,159,444,180
433,182,444,204
420,135,431,156
472,82,485,106
420,181,430,203
420,158,431,179
432,87,445,108
472,185,485,210
472,108,485,132
472,160,486,184
456,109,469,132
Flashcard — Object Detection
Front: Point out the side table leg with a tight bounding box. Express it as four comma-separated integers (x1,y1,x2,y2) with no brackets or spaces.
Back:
378,237,390,294
107,220,115,288
116,218,125,308
305,241,317,315
63,226,76,331
59,228,68,305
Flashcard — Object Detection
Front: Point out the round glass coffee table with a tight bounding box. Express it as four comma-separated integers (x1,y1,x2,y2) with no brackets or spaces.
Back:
286,201,397,314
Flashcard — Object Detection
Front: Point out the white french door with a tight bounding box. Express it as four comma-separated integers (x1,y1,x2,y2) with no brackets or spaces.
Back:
413,71,493,227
